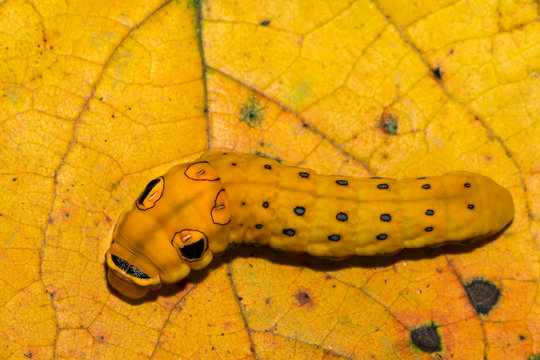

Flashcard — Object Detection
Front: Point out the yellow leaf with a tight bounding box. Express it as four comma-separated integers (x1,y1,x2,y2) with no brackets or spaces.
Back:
1,0,539,359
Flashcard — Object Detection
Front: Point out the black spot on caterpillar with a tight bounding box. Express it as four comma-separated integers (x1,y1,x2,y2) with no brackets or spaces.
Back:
106,151,514,298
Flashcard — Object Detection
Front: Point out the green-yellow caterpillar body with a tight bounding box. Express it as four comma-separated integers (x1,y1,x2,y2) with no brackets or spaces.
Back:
106,151,514,298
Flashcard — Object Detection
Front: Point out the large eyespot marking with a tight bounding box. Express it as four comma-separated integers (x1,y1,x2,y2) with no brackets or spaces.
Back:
211,189,231,225
136,176,164,211
172,229,208,262
184,161,220,181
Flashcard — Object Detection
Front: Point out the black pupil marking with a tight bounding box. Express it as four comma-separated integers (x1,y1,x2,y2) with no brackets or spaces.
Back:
255,224,263,229
336,212,348,221
283,228,295,236
328,234,340,241
264,164,271,169
231,162,237,166
111,254,129,271
377,183,389,189
336,180,348,185
417,177,426,179
426,209,434,216
127,265,150,279
425,226,434,232
137,178,160,205
299,172,309,178
180,238,206,260
468,204,475,209
380,214,391,222
294,206,305,215
262,201,269,208
464,183,471,188
422,184,431,189
377,233,387,240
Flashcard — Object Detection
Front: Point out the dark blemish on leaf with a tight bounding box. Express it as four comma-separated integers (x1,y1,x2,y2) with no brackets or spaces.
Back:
24,352,33,358
65,213,69,218
336,212,348,221
519,334,526,341
464,278,501,315
295,291,312,306
432,67,442,80
328,234,340,241
380,111,398,135
282,228,295,236
240,96,264,127
237,296,243,301
260,19,271,26
410,323,442,353
265,297,271,304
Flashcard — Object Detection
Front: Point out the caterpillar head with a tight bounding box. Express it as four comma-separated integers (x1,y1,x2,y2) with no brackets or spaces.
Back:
106,162,231,299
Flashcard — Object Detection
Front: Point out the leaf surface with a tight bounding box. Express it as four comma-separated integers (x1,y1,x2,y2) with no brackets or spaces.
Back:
0,0,539,359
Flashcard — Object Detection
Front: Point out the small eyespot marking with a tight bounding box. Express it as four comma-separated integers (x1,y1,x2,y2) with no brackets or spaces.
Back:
336,212,348,221
328,234,340,241
255,224,263,229
378,183,389,189
299,172,309,178
294,206,305,216
464,183,471,188
262,201,269,208
422,184,431,189
468,204,475,209
336,180,348,185
283,228,296,236
380,214,391,222
425,209,434,216
425,226,434,232
376,233,388,240
264,164,271,169
197,169,205,176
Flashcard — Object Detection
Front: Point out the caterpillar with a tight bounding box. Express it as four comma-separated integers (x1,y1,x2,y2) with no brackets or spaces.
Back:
106,151,514,299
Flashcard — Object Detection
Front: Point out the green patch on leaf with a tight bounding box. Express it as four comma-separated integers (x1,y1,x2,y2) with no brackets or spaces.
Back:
240,97,265,128
380,111,398,135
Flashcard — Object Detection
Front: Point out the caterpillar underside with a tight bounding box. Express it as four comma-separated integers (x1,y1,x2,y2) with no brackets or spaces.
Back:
106,151,514,299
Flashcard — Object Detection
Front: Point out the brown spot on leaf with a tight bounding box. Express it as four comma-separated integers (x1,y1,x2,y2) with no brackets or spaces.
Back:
410,323,442,353
464,278,501,315
295,290,313,308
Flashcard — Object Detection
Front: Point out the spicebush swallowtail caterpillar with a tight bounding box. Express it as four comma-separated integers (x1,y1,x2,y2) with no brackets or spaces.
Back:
106,151,514,299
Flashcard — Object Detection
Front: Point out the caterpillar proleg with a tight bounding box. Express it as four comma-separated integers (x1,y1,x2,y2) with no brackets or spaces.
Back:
106,151,514,298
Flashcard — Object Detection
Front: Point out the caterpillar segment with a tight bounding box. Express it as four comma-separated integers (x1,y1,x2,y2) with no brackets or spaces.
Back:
106,151,514,298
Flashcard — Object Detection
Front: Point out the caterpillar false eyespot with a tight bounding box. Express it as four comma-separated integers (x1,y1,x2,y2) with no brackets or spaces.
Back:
106,151,514,299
